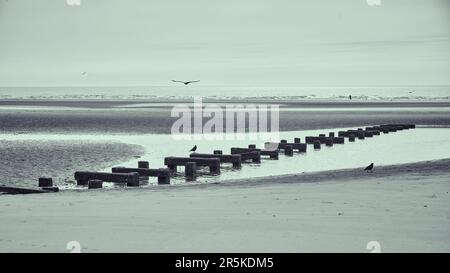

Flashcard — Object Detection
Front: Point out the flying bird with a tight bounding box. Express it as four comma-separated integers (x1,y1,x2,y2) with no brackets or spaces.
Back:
364,163,374,173
172,80,200,85
189,145,197,153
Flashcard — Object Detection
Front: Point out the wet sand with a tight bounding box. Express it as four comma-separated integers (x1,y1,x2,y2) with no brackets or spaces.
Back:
0,140,144,188
1,100,450,134
0,159,449,252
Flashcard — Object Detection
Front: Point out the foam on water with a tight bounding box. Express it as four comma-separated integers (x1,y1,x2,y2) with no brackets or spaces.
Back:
0,86,449,101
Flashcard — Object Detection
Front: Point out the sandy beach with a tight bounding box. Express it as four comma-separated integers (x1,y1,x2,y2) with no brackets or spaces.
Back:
1,100,450,134
1,0,449,258
1,159,449,253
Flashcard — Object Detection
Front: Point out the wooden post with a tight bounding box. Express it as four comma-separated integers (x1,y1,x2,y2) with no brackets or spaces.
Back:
138,161,150,182
294,138,301,144
185,162,197,181
332,137,345,144
38,177,53,188
284,145,293,156
248,144,256,149
214,150,223,155
348,134,356,142
164,157,220,174
127,172,140,187
158,176,170,185
319,134,326,137
357,131,365,139
325,138,333,146
329,132,335,138
314,141,321,150
138,161,149,169
88,179,103,189
280,140,287,144
75,171,139,186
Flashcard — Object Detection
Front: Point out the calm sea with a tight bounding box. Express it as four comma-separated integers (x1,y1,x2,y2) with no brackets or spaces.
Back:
0,86,449,100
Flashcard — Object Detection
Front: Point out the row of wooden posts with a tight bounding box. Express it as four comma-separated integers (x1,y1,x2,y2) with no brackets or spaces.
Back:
31,123,415,191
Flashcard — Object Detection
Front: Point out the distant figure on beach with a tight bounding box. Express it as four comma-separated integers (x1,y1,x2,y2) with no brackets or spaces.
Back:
172,80,200,85
349,95,352,100
189,145,197,153
364,163,374,173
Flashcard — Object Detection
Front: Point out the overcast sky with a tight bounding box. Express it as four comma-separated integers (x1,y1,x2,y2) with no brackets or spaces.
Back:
0,0,449,86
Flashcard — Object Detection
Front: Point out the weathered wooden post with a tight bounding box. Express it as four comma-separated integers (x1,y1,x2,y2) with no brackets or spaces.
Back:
357,131,365,139
294,138,301,144
313,141,321,150
284,145,293,156
138,161,149,169
319,134,326,137
325,138,333,146
185,162,197,181
280,140,287,144
364,131,374,138
348,134,356,142
127,172,140,187
38,177,53,188
214,150,223,155
209,163,221,174
248,144,256,149
138,161,150,182
332,137,345,144
88,179,103,189
158,175,170,185
329,132,335,138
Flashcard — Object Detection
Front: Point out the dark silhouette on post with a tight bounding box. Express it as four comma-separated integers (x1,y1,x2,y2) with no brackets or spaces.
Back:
189,145,197,152
364,163,374,173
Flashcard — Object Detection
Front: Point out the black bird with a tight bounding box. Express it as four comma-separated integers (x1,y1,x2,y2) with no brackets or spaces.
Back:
364,163,374,173
349,95,352,100
172,80,200,85
189,145,197,153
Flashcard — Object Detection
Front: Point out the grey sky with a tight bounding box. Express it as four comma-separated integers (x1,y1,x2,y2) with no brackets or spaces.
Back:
0,0,449,86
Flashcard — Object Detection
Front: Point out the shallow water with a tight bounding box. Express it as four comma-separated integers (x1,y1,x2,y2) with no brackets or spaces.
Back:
1,127,449,189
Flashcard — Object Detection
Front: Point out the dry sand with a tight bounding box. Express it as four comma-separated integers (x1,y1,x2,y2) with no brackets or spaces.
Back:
0,159,449,253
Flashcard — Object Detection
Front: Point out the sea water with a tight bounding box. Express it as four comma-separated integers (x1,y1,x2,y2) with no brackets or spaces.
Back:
1,127,449,189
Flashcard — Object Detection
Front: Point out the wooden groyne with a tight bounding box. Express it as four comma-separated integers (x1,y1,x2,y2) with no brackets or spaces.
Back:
164,157,221,174
112,167,171,184
74,171,140,187
189,153,242,168
10,123,415,194
231,147,278,159
230,148,262,163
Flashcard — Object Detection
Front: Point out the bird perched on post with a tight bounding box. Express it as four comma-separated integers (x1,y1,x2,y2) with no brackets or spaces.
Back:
189,145,197,153
172,80,200,85
364,163,374,173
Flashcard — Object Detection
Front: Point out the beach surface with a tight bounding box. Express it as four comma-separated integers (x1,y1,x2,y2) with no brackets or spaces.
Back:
1,159,449,253
1,100,450,134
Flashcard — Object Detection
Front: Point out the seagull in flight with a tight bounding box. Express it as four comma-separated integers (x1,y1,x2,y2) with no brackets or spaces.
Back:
172,80,200,85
